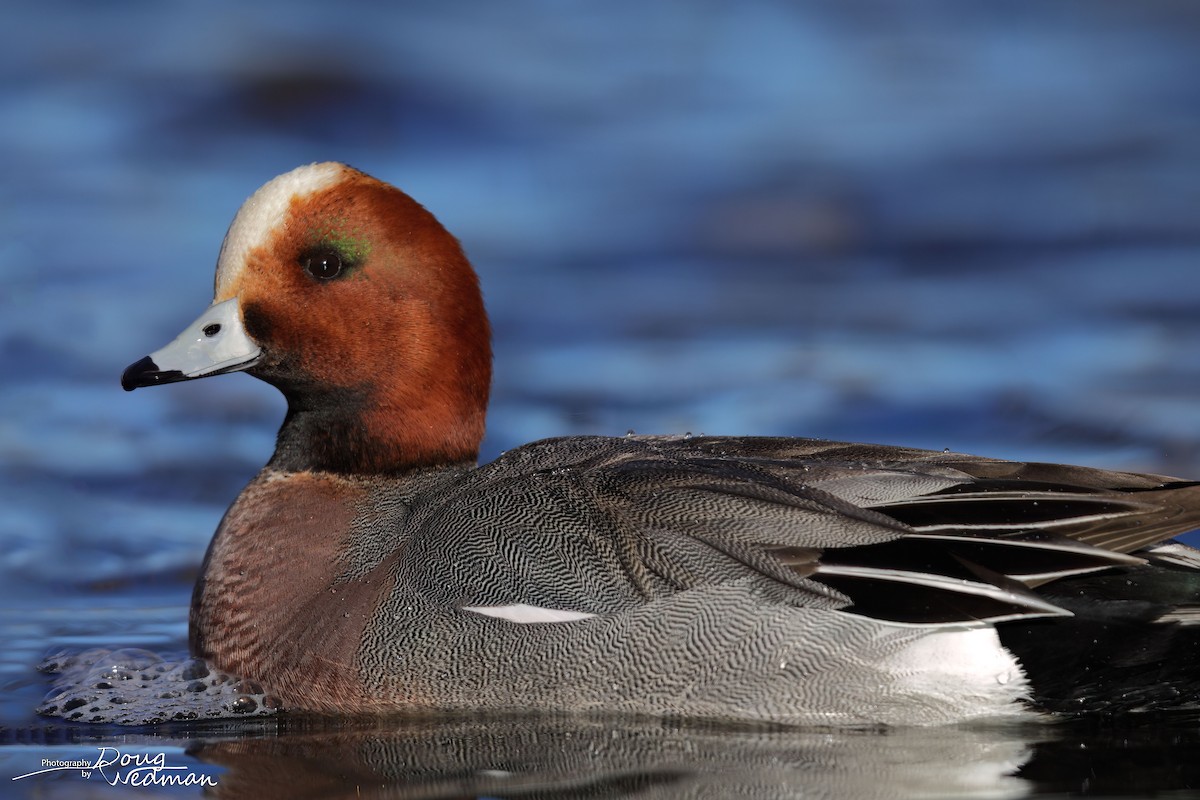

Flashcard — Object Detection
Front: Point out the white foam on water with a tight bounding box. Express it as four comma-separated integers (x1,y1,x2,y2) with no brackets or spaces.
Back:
36,647,280,725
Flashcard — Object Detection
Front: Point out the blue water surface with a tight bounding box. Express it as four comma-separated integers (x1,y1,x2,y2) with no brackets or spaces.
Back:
2,1,1200,797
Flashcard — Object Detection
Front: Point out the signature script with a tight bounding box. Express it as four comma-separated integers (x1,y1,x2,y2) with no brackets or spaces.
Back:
11,746,218,787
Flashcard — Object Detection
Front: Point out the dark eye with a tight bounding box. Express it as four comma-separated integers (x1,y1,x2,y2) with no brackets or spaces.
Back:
300,248,343,281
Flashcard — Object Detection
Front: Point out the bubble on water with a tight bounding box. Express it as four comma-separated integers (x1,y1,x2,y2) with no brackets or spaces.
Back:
36,647,281,725
230,696,258,714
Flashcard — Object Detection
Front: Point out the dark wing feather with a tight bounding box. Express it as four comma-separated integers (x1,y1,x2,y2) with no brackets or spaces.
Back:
642,438,1200,618
464,435,1200,627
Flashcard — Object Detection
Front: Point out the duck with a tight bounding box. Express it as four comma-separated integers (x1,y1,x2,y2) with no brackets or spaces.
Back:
120,162,1200,726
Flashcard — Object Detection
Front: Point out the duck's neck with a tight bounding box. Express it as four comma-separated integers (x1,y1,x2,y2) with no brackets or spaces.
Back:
267,384,486,475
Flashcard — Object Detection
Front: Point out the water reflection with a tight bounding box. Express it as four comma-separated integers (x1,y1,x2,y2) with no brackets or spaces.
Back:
8,707,1200,796
192,713,1034,799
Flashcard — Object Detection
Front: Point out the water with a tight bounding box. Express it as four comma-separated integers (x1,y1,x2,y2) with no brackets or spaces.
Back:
3,0,1200,796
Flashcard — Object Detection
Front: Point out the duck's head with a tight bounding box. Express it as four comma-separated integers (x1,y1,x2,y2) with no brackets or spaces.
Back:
122,163,492,475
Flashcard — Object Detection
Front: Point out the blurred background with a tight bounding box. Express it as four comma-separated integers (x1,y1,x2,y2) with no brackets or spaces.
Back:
2,0,1199,730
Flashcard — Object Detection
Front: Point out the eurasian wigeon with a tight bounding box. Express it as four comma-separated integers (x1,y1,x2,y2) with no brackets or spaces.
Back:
121,163,1200,725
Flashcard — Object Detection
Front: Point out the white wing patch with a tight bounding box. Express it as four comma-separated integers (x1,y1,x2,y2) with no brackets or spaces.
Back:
462,603,598,624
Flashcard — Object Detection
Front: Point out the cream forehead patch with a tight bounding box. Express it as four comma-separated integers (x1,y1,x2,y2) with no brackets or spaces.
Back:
214,162,348,300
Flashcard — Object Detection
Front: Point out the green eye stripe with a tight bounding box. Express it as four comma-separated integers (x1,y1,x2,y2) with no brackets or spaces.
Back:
308,221,372,266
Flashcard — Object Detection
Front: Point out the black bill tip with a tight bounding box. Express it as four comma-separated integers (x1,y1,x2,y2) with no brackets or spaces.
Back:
121,356,188,391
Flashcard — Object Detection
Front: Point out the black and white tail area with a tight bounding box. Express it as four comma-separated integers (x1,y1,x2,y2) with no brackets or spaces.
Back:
856,466,1200,713
998,544,1200,714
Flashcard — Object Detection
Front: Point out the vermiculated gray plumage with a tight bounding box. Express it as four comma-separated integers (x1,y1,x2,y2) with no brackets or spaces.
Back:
266,434,1200,725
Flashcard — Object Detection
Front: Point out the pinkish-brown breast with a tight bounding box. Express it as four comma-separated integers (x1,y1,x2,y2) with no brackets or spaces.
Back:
190,470,387,711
